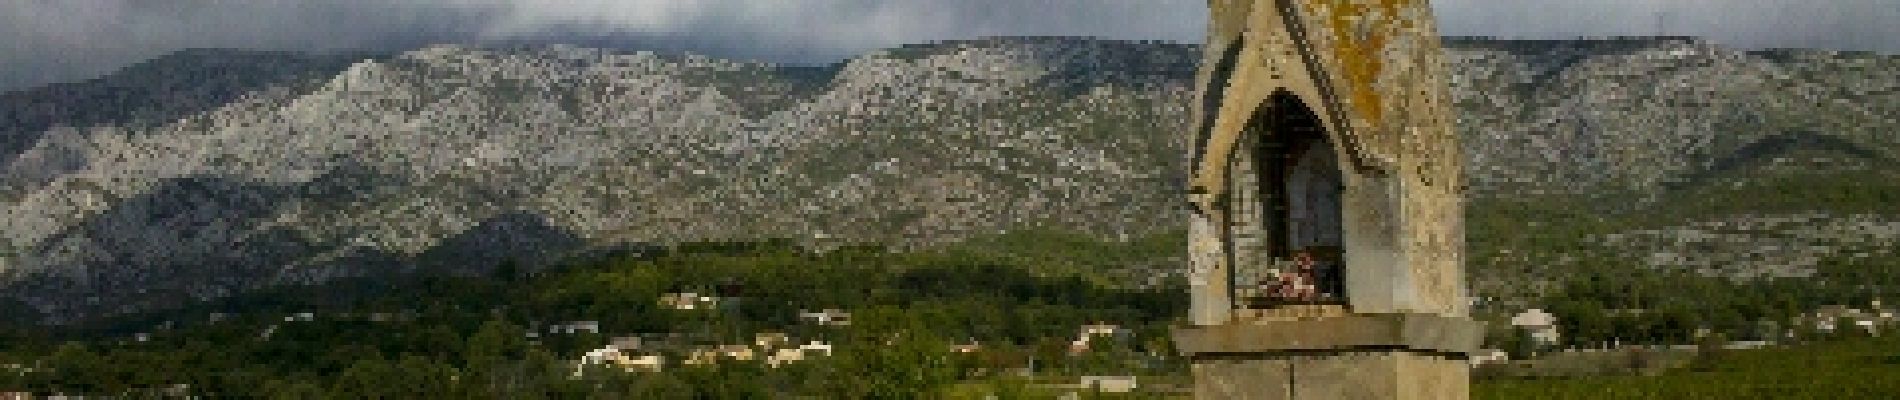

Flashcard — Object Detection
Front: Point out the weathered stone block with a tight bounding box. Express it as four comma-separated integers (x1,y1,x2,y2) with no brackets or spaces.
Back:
1192,352,1469,400
1173,313,1483,356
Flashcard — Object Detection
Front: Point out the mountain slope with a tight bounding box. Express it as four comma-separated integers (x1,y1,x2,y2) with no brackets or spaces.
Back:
1,37,1895,322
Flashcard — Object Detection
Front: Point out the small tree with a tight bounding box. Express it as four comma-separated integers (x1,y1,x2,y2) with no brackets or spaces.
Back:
1500,328,1536,360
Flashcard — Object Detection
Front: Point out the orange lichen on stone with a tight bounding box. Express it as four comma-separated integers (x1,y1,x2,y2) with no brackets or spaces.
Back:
1320,0,1410,124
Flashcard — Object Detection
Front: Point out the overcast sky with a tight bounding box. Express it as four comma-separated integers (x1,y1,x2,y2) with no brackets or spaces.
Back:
3,0,1895,92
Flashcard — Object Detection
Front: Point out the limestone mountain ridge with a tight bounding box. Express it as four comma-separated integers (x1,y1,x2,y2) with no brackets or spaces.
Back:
0,36,1894,322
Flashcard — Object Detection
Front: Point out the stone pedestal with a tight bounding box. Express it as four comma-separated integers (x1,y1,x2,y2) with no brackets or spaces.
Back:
1175,314,1482,400
1189,351,1468,400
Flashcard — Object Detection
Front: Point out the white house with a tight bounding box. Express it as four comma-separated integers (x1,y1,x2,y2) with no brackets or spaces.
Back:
755,332,790,349
1511,309,1562,347
622,354,663,372
576,346,665,376
765,341,836,367
799,309,852,326
1070,323,1133,353
660,292,733,311
579,347,619,366
1803,305,1882,335
548,321,601,334
1080,324,1131,339
767,348,805,367
798,341,834,356
685,348,722,366
718,344,758,361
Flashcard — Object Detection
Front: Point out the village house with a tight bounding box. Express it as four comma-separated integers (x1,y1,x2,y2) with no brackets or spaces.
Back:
576,347,620,374
1797,303,1898,336
575,345,665,376
684,349,714,366
547,321,600,335
1810,305,1853,330
659,292,736,311
659,292,704,310
1070,323,1133,353
767,347,805,367
620,354,663,372
799,309,852,326
1081,324,1131,338
754,332,790,349
798,341,833,356
1511,308,1562,348
718,344,758,361
766,341,835,368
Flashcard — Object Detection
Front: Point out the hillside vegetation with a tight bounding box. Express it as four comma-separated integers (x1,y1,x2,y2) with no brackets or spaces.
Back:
1475,334,1900,399
0,232,1189,398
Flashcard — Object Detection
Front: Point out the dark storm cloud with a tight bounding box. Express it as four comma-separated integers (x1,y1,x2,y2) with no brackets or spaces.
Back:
2,0,1894,93
474,0,1206,66
0,1,510,92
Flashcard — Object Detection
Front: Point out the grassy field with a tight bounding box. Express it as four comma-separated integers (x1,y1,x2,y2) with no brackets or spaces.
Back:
961,335,1900,399
1475,334,1900,399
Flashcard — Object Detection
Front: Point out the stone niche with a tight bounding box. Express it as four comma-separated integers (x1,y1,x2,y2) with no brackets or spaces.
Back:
1174,1,1481,399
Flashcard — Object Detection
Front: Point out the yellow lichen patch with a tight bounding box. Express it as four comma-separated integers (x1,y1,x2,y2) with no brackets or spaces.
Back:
1318,0,1414,124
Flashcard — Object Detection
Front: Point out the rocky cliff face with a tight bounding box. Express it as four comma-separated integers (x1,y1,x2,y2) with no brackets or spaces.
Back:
1443,38,1900,198
1,37,1894,322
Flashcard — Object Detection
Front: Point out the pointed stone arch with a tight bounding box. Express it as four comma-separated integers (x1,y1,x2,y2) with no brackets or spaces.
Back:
1185,0,1467,325
1221,91,1350,310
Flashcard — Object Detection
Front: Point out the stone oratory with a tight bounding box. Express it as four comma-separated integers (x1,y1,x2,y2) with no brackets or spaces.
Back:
1171,1,1480,399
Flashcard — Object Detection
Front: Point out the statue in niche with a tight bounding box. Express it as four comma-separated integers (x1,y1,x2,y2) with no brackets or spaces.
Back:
1281,135,1344,302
